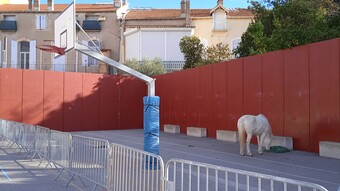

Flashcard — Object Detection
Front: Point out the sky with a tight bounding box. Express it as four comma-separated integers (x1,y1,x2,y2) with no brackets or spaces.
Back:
39,0,252,9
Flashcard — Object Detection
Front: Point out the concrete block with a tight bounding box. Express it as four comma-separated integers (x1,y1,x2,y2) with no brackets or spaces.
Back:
187,127,207,137
164,124,180,134
320,141,340,160
271,136,293,150
216,130,239,142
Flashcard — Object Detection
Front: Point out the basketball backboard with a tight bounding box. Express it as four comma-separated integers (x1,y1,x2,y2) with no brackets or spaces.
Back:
54,1,75,57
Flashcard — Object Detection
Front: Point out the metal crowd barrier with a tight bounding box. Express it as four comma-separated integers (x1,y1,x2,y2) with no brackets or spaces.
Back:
34,125,51,165
68,135,110,190
165,159,328,191
0,119,329,191
107,143,165,191
49,130,72,172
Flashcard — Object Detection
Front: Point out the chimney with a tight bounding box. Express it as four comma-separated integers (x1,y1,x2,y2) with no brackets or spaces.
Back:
180,0,186,18
28,0,33,11
33,0,40,11
185,0,190,25
48,0,54,11
217,0,223,5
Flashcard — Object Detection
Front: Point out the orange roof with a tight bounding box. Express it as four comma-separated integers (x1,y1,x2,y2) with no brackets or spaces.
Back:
125,8,253,20
0,4,117,12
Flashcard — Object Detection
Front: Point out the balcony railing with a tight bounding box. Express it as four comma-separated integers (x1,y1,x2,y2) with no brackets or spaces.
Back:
0,20,17,31
82,20,101,31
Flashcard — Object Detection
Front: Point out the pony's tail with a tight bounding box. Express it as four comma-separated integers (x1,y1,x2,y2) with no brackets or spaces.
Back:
237,117,245,155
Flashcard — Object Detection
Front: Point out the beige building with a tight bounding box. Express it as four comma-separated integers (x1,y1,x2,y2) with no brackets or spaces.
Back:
0,0,127,73
191,0,253,52
122,0,253,72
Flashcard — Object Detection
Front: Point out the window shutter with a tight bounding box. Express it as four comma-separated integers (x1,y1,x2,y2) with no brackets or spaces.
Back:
81,40,88,66
11,40,17,67
29,40,36,69
41,15,46,30
36,15,40,29
214,12,226,30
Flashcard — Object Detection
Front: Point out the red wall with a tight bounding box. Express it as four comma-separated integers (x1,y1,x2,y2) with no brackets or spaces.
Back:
0,70,146,132
0,38,339,153
155,38,340,153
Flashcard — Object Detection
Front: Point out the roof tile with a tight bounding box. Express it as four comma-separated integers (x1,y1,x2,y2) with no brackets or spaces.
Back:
125,8,253,20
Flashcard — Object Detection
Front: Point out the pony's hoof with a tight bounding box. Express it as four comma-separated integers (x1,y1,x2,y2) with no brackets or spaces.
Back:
258,151,263,155
247,153,253,157
240,153,245,156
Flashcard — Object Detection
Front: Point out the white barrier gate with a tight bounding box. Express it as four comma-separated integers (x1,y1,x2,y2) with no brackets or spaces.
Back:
165,159,328,191
68,135,110,190
49,130,72,172
107,143,165,191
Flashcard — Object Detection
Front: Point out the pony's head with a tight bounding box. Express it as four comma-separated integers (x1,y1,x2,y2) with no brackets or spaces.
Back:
263,133,272,150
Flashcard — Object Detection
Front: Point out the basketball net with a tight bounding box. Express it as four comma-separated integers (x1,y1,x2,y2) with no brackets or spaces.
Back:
36,45,66,55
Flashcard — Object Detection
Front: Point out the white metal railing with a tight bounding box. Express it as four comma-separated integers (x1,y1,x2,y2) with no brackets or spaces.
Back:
34,125,51,165
68,135,110,190
165,158,328,191
0,119,329,191
49,130,72,172
107,143,165,191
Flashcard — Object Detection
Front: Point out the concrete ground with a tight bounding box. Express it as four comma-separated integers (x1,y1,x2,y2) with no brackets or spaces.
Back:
0,129,339,190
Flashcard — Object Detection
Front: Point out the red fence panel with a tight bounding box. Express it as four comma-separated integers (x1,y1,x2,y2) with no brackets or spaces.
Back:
64,72,83,131
226,59,243,131
199,65,214,136
155,74,168,131
43,71,64,131
243,55,262,115
0,69,23,122
284,46,310,151
262,51,284,136
119,77,146,129
185,68,200,128
176,71,190,133
22,70,44,125
99,75,120,130
309,39,340,152
82,73,102,131
212,62,227,132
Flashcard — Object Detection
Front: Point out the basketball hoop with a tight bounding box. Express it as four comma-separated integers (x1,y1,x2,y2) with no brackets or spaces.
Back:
36,45,66,55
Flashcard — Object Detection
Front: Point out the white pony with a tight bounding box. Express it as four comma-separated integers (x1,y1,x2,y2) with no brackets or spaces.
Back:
237,114,272,156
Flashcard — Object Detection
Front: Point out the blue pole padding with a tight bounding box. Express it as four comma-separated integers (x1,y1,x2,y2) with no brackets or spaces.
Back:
143,96,160,155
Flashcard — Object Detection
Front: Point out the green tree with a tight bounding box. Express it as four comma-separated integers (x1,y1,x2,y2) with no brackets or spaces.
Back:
200,42,232,66
235,0,340,57
125,58,166,76
179,36,204,69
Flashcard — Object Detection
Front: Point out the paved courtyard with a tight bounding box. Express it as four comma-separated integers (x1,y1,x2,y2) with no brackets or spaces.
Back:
0,129,339,190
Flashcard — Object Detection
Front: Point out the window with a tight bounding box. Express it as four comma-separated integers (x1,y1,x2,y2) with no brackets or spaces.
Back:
213,12,226,31
4,15,16,21
36,15,46,30
85,15,99,21
11,40,36,69
19,41,30,69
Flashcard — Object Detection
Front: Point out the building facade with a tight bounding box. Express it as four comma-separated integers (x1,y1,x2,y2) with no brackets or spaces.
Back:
122,0,253,72
0,0,127,73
